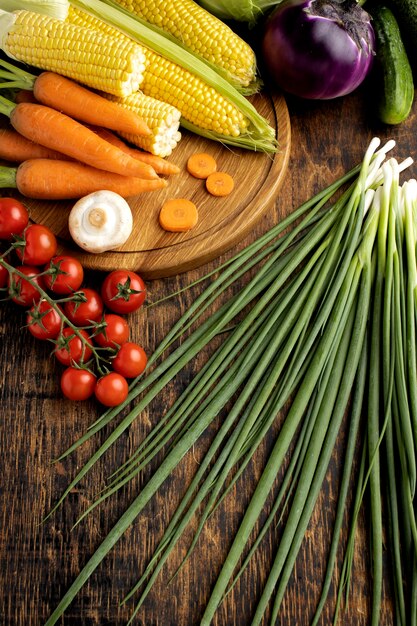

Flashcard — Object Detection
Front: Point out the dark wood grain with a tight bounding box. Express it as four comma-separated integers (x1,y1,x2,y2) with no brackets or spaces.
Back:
1,85,415,626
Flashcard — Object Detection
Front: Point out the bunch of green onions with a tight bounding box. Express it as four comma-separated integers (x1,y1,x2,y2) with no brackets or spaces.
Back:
44,138,416,625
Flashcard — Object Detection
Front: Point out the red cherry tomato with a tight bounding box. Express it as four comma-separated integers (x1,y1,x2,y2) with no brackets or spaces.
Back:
27,300,62,340
44,255,84,295
64,288,103,326
112,342,147,378
60,367,97,401
94,314,130,348
0,198,29,240
101,270,146,314
55,327,93,366
0,263,8,288
8,265,44,307
95,372,129,407
16,224,57,265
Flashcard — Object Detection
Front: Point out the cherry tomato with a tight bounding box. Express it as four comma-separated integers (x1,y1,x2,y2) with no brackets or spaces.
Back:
8,265,44,307
27,300,62,340
0,262,8,288
44,255,84,295
94,314,130,348
101,270,146,314
95,372,129,407
0,198,29,240
16,224,57,265
112,342,147,378
55,327,93,366
64,288,103,326
61,367,97,401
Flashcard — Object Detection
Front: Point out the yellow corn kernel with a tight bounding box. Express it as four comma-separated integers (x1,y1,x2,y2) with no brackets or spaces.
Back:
67,6,249,138
2,9,146,96
113,0,257,88
104,92,182,157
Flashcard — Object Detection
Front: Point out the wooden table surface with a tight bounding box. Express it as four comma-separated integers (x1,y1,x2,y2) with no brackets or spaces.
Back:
1,85,416,626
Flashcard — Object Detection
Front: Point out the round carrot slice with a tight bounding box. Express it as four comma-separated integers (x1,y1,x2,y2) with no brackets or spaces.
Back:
159,198,198,232
206,171,235,197
186,152,217,179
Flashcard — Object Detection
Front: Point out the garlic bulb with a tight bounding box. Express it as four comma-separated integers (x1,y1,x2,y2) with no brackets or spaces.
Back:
68,190,133,254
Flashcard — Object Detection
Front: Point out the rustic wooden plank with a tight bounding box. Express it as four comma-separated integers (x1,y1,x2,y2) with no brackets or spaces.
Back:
1,86,414,626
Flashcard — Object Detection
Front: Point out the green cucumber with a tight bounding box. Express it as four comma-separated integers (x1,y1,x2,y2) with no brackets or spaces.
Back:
388,0,417,72
370,4,414,125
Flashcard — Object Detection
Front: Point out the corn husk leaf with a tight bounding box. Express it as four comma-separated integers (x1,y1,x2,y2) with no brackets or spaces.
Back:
196,0,282,25
1,0,69,19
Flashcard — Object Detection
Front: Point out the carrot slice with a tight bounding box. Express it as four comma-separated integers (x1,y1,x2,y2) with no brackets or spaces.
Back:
0,126,68,162
9,102,158,180
33,72,151,137
0,159,167,200
186,153,217,179
206,171,235,197
159,199,198,232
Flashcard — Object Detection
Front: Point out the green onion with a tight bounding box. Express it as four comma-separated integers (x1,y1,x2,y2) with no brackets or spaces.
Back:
44,139,414,626
201,177,379,624
311,335,369,625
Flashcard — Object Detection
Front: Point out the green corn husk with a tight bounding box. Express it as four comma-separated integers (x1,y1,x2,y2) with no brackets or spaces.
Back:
196,0,282,25
0,0,69,19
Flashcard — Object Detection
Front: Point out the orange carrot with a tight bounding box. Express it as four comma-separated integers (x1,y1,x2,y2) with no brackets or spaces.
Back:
159,198,198,232
205,171,235,197
0,159,167,200
15,90,38,104
90,126,181,176
186,152,217,179
32,72,152,137
7,102,158,180
0,126,68,162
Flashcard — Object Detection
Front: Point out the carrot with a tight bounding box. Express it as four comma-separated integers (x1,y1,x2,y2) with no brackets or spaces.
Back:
186,152,217,179
14,90,38,104
32,72,152,137
205,171,235,197
0,126,68,162
159,198,198,232
0,160,167,200
90,126,181,176
1,99,159,180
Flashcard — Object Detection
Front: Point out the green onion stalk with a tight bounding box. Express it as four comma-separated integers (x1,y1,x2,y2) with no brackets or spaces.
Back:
43,139,415,626
200,176,380,626
120,170,375,618
329,160,417,626
310,334,369,626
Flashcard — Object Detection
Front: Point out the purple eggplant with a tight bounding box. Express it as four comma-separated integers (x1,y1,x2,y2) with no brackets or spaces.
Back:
261,0,375,99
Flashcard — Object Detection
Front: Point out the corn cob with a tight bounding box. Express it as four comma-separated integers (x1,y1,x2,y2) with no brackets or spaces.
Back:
68,5,273,149
103,92,181,157
110,0,258,92
68,5,248,138
0,9,146,97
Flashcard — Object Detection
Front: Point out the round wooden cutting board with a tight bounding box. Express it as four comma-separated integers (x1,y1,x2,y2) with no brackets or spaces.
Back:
24,91,290,279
